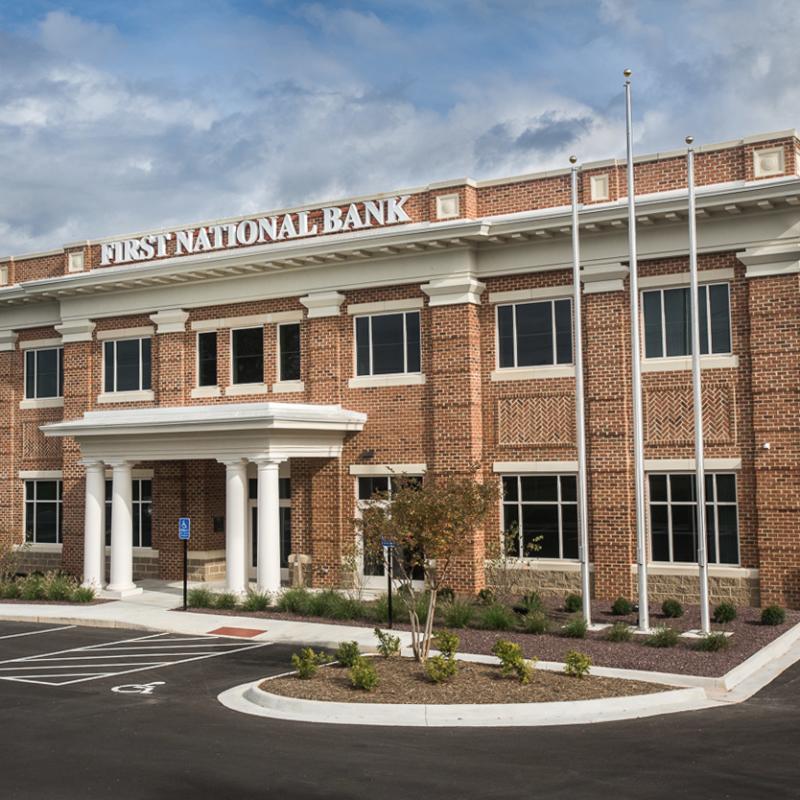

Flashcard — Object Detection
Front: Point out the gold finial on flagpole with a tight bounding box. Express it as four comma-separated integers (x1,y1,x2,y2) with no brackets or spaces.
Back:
685,135,694,146
569,155,577,165
623,68,632,77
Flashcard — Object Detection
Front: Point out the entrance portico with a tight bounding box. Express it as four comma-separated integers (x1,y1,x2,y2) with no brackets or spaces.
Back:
42,403,366,597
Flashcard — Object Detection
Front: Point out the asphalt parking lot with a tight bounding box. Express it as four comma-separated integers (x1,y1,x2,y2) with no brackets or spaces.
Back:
1,620,799,800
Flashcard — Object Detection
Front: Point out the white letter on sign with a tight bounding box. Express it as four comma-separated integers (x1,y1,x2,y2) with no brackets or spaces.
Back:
323,206,343,234
386,195,411,223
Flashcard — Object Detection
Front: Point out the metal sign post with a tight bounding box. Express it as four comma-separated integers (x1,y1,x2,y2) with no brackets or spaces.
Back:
381,539,395,628
178,517,191,611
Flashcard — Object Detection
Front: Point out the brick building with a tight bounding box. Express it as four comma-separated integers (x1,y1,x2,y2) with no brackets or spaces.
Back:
1,129,798,607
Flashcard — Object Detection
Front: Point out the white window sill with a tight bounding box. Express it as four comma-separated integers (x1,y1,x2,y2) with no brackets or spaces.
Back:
191,385,221,399
641,355,739,373
272,380,305,394
19,397,64,410
103,546,159,556
348,373,426,389
17,542,62,553
485,558,586,572
97,390,155,404
224,383,270,396
631,563,754,578
490,365,575,381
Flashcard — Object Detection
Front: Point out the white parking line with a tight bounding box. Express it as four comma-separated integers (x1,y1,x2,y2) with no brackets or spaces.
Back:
0,626,76,640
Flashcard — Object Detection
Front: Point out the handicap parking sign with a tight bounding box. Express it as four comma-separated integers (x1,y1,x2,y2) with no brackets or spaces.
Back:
178,517,191,540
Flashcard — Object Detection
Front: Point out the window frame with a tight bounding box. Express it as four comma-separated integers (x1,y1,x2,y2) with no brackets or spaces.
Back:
277,322,302,383
103,337,152,393
196,330,218,388
353,311,422,378
104,478,153,548
500,473,578,561
647,471,740,566
641,282,732,360
229,326,265,386
24,346,64,399
494,297,574,370
23,479,63,544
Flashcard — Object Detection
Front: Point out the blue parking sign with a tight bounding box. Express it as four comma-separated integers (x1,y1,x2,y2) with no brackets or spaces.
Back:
178,517,191,540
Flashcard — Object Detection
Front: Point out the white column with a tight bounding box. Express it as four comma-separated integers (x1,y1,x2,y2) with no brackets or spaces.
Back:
255,459,282,594
222,459,248,594
107,460,140,596
81,460,105,589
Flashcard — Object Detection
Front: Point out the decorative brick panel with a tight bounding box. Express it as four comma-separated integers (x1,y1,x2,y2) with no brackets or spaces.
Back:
497,394,575,447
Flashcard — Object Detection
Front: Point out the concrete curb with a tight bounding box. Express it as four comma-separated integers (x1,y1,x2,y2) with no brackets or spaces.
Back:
218,678,712,728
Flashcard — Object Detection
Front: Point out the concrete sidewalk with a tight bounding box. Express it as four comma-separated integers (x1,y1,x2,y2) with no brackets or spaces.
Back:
0,580,410,651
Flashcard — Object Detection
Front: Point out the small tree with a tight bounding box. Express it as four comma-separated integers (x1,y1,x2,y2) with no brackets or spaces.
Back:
485,521,542,605
355,468,499,663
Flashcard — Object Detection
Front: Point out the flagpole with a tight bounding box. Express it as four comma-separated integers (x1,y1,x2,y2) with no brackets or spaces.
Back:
570,155,591,626
624,69,649,632
685,135,711,635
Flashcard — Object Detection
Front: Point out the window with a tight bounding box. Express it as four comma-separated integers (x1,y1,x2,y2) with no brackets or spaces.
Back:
497,299,572,368
501,475,577,559
231,327,264,384
104,479,153,548
197,331,217,387
355,312,420,376
24,347,64,399
649,473,738,564
248,477,292,568
24,480,63,544
103,338,151,393
643,283,731,359
278,323,301,382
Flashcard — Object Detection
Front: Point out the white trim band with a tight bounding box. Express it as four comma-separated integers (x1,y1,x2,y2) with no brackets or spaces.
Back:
191,311,302,331
641,355,739,372
493,461,579,473
347,298,424,315
349,464,427,476
19,337,62,350
644,458,742,471
488,286,572,304
19,398,64,410
19,470,63,479
96,326,154,341
638,268,734,289
491,365,575,381
348,373,426,389
97,390,155,404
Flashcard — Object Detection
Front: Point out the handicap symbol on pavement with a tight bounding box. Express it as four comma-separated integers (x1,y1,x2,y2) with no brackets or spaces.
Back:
111,681,165,695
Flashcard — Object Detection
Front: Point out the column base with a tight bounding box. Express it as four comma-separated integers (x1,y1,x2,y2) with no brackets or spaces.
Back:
101,585,143,599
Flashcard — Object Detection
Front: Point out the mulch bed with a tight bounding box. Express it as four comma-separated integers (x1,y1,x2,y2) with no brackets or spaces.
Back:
263,657,664,704
178,598,799,677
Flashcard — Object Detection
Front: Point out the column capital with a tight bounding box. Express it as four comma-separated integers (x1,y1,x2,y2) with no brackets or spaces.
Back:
149,308,189,333
253,457,285,468
299,291,346,318
0,330,18,352
420,275,485,306
106,459,133,470
54,319,95,343
581,262,629,294
218,458,248,469
736,241,800,279
79,458,106,470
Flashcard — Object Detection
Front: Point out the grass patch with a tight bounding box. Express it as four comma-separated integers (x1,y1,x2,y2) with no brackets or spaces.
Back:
605,621,633,642
694,632,729,652
240,590,271,612
561,615,588,639
477,603,516,631
441,600,473,629
214,592,239,610
645,626,680,648
187,587,215,609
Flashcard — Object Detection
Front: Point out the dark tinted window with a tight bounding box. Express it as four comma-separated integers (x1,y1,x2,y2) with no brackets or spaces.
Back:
24,347,63,399
279,324,301,382
198,332,217,386
232,328,264,384
498,300,572,368
355,312,421,376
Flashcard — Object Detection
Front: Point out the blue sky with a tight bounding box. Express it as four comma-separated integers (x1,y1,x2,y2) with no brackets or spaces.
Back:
0,0,798,254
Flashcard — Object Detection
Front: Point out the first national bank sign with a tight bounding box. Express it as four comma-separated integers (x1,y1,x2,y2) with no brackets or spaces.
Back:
100,195,412,266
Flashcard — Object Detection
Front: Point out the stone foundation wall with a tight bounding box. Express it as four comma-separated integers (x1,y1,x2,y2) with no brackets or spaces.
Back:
187,553,226,582
11,548,63,575
646,572,759,607
485,565,585,599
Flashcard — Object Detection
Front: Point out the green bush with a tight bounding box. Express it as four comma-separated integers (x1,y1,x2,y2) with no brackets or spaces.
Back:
19,574,45,601
240,590,271,612
646,626,680,648
520,591,543,613
605,621,633,642
214,592,239,610
476,587,495,605
432,630,459,658
277,587,314,615
187,587,215,608
712,602,737,624
561,615,588,639
564,650,592,678
374,627,401,657
611,596,633,616
519,610,549,635
349,658,379,691
334,641,362,668
291,647,328,679
437,587,455,604
490,639,534,684
372,593,404,624
308,589,363,620
564,593,582,613
478,603,516,631
694,632,729,652
661,599,684,619
441,599,473,629
0,580,20,599
425,654,458,683
44,572,76,601
71,586,95,603
761,605,786,626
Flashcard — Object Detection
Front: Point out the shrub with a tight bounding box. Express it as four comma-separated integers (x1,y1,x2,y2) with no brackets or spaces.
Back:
761,605,786,626
519,610,549,635
71,586,95,603
478,603,516,631
611,596,633,616
44,572,76,601
476,587,495,606
437,587,455,604
18,574,45,601
432,630,459,658
374,627,401,657
442,599,473,629
561,615,588,639
564,650,592,678
605,621,633,642
0,580,20,599
425,654,458,683
661,599,684,619
521,591,543,612
349,658,379,691
646,626,680,648
372,593,403,624
277,587,313,615
490,639,534,684
308,589,363,620
187,587,215,608
334,641,362,668
291,648,328,679
564,593,582,613
694,632,729,652
214,592,239,610
240,590,271,612
712,602,737,624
